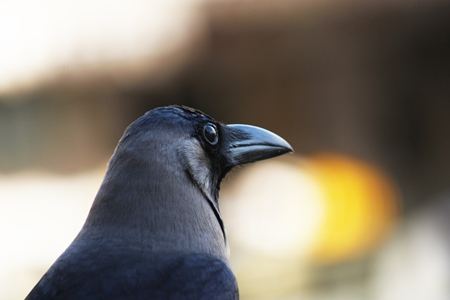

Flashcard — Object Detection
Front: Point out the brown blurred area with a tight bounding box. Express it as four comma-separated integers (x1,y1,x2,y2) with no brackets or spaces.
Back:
1,0,450,299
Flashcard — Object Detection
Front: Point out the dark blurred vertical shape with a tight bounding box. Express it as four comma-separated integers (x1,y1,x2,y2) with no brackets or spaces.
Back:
184,1,450,211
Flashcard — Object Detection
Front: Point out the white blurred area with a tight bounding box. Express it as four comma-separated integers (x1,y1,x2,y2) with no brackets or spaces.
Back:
0,0,203,93
221,158,326,298
0,170,104,299
371,194,450,300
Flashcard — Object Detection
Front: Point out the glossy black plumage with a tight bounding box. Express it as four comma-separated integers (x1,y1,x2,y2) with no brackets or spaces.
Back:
26,105,293,299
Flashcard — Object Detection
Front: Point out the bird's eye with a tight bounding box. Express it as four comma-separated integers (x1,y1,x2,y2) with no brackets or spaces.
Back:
203,124,219,145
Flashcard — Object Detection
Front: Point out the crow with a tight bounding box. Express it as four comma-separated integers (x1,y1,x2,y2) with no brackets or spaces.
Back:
26,105,293,299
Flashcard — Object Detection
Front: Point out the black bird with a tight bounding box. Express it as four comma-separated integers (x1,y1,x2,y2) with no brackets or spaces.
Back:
26,105,293,299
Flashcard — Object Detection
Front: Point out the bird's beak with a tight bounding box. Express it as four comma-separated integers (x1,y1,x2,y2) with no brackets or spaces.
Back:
224,124,294,167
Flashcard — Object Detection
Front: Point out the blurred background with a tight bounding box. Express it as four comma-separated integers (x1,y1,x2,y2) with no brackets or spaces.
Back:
1,0,449,299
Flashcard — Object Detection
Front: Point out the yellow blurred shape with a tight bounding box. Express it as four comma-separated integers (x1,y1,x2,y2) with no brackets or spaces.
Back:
307,153,400,263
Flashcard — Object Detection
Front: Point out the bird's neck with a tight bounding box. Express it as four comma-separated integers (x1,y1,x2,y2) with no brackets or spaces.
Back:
80,155,229,260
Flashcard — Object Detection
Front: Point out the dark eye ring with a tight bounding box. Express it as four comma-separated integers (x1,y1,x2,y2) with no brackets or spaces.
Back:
203,124,218,145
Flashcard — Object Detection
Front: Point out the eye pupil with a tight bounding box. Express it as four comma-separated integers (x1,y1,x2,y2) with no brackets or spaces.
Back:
204,124,218,145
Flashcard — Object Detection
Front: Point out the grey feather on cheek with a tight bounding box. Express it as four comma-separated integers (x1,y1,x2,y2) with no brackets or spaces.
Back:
178,139,215,201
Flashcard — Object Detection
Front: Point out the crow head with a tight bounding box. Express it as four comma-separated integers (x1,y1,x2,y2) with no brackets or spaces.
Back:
85,105,292,256
110,105,292,203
